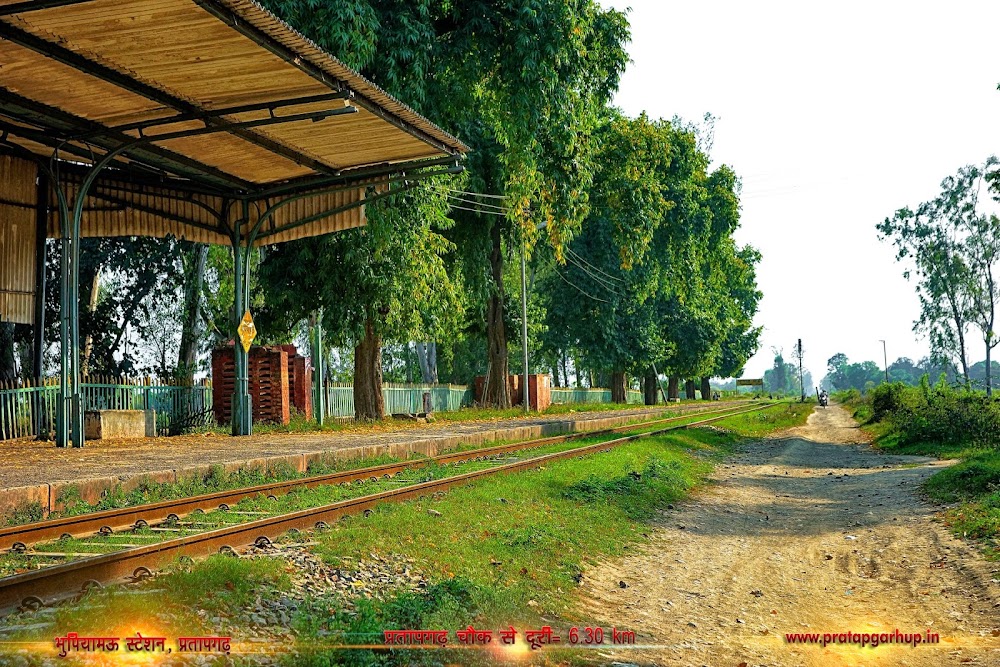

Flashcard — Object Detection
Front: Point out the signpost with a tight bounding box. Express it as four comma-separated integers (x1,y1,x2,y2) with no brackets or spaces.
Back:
736,378,764,396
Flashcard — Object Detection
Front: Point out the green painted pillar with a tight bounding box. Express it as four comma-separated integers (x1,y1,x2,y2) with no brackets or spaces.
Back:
56,230,69,448
231,221,252,437
310,310,325,426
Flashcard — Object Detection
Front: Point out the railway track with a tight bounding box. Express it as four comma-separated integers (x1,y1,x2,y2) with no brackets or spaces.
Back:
0,401,749,552
0,400,777,614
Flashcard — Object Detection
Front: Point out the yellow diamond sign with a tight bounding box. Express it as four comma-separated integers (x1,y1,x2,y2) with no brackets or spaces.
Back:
238,310,257,352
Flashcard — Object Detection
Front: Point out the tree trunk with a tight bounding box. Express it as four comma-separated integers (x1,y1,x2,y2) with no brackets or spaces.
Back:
561,351,571,389
986,339,993,399
353,318,384,420
551,365,561,388
958,337,971,389
610,370,627,403
177,244,208,382
643,369,658,405
668,376,679,400
80,265,101,376
0,321,15,383
414,342,439,384
415,342,430,384
700,377,712,400
0,320,14,439
483,219,510,407
428,342,438,384
684,379,696,400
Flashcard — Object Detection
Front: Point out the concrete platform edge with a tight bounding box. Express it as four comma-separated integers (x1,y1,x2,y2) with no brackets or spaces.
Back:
3,409,670,519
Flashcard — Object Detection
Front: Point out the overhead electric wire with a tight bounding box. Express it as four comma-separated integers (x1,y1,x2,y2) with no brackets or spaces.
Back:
447,203,512,216
444,194,509,212
566,247,624,283
554,268,609,303
434,186,508,200
564,256,618,293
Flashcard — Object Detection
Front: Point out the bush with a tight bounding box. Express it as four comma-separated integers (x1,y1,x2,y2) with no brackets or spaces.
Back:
848,380,1000,453
835,388,861,404
869,382,912,422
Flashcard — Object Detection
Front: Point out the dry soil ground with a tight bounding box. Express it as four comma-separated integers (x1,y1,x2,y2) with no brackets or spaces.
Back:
579,404,1000,667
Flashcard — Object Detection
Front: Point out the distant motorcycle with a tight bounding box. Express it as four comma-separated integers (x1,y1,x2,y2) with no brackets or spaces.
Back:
819,391,829,408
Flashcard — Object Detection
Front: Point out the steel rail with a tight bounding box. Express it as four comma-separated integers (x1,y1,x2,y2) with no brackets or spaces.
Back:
0,402,752,551
0,402,777,613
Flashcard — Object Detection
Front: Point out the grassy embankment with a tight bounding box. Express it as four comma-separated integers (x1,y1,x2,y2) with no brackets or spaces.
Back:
839,381,1000,559
0,401,809,666
3,401,725,527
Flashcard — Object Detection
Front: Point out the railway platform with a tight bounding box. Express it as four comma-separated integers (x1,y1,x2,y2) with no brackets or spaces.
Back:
0,406,690,518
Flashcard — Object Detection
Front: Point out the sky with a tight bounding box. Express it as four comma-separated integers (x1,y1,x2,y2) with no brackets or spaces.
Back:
602,0,1000,385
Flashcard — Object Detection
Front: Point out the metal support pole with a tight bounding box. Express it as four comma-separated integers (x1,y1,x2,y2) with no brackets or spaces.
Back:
56,142,131,447
310,310,325,426
880,339,889,384
55,176,71,447
520,238,529,413
32,173,47,380
231,202,252,436
651,362,669,405
33,173,48,439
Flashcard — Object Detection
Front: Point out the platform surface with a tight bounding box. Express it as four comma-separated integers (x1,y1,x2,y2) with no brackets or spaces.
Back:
0,406,699,500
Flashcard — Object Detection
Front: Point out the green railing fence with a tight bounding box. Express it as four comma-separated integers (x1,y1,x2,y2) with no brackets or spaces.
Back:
1,376,652,440
551,387,644,404
324,382,475,418
0,377,213,441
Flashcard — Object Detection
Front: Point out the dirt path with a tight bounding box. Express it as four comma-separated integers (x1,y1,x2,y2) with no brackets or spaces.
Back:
578,404,1000,666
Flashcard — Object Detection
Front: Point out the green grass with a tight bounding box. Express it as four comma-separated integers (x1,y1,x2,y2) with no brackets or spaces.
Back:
284,402,807,665
0,402,806,666
922,450,1000,560
2,403,733,527
842,387,1000,561
1,412,753,569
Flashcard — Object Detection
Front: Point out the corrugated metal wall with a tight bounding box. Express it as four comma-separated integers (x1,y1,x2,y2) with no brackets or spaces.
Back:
0,155,37,325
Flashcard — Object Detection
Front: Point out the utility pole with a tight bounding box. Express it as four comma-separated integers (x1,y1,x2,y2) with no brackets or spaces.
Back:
879,339,889,384
795,338,805,402
520,237,529,413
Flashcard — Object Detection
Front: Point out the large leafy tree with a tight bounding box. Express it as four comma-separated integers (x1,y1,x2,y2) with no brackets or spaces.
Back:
263,0,630,409
880,158,1000,394
539,114,760,402
538,114,689,402
257,185,461,419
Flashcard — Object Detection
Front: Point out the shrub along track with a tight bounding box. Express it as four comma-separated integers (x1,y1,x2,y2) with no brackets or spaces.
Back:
0,401,774,615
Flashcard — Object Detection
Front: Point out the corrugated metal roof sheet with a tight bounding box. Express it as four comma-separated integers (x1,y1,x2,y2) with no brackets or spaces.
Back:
0,0,467,191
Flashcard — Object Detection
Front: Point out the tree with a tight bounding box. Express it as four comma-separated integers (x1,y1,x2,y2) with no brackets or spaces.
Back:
824,353,883,392
263,0,630,408
765,352,789,395
39,236,190,379
539,114,688,402
177,245,209,382
879,158,1000,393
258,184,462,419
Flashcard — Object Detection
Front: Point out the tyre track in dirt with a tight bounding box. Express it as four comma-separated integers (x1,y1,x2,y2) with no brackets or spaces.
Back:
577,404,1000,666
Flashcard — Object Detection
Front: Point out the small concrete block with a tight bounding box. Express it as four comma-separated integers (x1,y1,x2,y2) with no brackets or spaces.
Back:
84,410,156,439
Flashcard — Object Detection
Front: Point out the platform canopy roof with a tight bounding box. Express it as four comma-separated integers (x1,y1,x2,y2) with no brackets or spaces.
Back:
0,0,468,246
